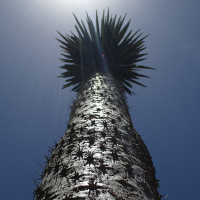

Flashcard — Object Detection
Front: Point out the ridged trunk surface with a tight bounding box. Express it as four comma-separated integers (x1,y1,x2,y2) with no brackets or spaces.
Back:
34,73,159,200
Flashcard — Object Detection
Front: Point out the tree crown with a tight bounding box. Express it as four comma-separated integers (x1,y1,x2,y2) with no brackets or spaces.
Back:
57,9,155,95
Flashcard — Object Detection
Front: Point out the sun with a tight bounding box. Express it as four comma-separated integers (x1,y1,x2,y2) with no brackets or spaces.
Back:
46,0,90,11
44,0,111,15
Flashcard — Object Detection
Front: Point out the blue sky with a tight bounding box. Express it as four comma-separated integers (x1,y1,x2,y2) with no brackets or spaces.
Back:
0,0,200,199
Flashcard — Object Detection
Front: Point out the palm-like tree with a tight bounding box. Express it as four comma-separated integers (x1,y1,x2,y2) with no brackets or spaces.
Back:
34,10,161,200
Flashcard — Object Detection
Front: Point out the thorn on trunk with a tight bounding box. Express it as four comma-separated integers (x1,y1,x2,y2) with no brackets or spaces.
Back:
103,120,108,130
37,162,45,170
91,120,95,126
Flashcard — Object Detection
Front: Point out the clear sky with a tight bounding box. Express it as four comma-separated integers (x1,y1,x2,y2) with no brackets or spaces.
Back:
0,0,200,199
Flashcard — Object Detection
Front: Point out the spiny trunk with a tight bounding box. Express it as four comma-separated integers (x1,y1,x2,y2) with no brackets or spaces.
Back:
34,73,159,200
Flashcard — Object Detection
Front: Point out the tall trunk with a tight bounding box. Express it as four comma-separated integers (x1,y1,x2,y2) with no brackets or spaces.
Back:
34,73,159,200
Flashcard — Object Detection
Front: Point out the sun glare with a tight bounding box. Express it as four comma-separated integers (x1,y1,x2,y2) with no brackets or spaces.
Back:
47,0,91,12
44,0,113,16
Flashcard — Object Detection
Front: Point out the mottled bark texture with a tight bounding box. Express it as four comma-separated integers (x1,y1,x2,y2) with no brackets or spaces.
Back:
34,73,159,200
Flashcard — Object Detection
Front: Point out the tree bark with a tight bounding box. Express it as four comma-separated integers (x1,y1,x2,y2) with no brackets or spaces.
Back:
34,73,159,200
